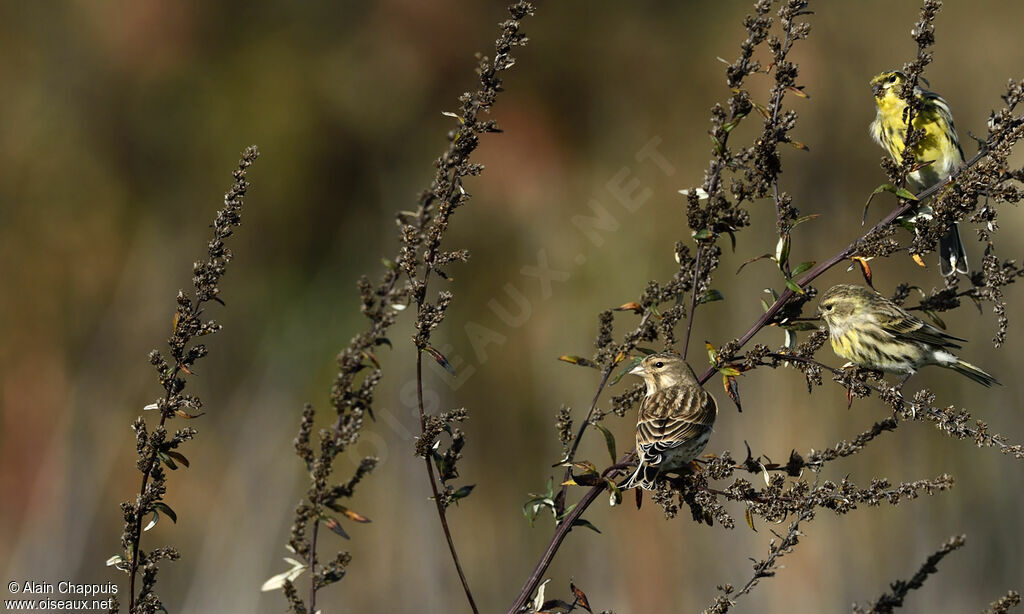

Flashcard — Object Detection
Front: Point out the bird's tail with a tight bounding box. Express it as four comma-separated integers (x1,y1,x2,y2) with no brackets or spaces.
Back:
951,358,999,387
619,462,658,491
939,222,969,276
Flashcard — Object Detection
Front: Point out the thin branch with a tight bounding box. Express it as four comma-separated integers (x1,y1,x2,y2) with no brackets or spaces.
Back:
308,520,320,614
127,383,175,611
557,309,653,513
703,504,816,614
556,366,614,512
683,245,705,360
982,591,1022,614
735,511,809,599
563,367,615,465
506,461,629,614
754,352,1023,455
124,147,258,612
852,535,966,614
417,352,479,614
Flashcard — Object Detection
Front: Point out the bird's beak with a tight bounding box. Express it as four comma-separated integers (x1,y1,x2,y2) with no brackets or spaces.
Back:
871,82,883,98
629,364,645,376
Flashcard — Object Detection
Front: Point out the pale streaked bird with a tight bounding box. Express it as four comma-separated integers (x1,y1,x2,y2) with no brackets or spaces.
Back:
621,353,718,490
870,70,969,276
818,284,998,387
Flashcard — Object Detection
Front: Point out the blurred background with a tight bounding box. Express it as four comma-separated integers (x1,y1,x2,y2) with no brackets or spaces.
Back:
2,1,1023,612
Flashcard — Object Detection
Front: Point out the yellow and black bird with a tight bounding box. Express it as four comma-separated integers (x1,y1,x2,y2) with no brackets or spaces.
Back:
870,70,969,276
622,353,717,490
818,284,998,387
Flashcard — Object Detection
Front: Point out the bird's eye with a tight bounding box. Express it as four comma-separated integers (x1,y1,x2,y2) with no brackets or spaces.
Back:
823,304,833,311
654,361,665,369
887,74,898,84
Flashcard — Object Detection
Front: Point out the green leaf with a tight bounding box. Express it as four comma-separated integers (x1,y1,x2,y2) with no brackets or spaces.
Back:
555,503,577,522
705,342,718,364
791,214,820,229
163,450,189,468
697,289,724,304
721,115,744,133
451,484,476,504
610,357,643,386
785,279,804,294
634,347,658,355
790,261,814,277
592,423,617,464
775,234,791,270
572,518,601,534
864,183,918,224
567,460,598,475
157,451,177,470
737,253,775,274
893,186,918,200
154,502,177,524
692,228,713,240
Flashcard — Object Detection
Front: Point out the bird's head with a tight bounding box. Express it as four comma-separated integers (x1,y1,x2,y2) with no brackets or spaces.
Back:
818,284,874,328
629,352,697,392
870,70,907,101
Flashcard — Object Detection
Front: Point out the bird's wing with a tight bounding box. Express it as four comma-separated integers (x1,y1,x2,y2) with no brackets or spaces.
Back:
636,385,716,456
921,89,965,161
875,301,965,349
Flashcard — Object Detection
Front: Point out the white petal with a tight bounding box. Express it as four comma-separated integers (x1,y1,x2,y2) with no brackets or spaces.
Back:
679,188,710,200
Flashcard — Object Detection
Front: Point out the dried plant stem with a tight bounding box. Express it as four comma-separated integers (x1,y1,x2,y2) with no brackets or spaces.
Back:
557,309,653,511
308,520,320,614
853,535,966,613
555,366,615,514
507,461,629,614
726,508,811,607
417,351,479,614
563,367,615,465
122,147,258,613
683,245,705,360
127,393,172,612
757,352,1020,453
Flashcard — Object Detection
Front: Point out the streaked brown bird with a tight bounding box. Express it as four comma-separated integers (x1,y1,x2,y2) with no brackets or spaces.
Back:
818,284,998,387
622,353,717,490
